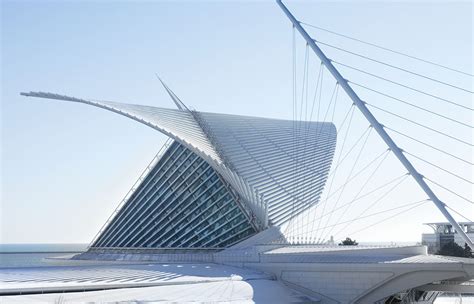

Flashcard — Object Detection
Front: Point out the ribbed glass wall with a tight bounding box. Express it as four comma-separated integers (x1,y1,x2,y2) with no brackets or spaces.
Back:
92,141,256,249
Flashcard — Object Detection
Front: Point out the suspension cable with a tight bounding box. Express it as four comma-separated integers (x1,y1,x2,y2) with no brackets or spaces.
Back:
303,78,337,237
298,61,324,239
446,205,473,222
308,62,324,127
424,177,474,205
295,173,407,234
287,24,297,237
300,21,474,77
285,88,346,238
303,148,390,239
304,199,430,236
385,127,473,166
324,122,371,182
405,151,473,184
366,103,473,147
312,108,356,240
328,151,394,239
295,42,310,238
351,82,472,129
318,127,373,241
286,21,473,243
319,149,391,208
332,174,409,239
349,200,430,237
286,102,353,238
332,60,473,111
315,40,473,93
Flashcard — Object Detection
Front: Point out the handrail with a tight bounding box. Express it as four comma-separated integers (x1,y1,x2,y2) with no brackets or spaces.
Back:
88,138,173,248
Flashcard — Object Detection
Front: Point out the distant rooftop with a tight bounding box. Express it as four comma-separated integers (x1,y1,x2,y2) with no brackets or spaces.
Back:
424,222,474,226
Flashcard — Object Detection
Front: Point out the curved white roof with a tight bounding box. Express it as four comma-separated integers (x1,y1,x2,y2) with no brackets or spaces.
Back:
196,111,336,224
21,91,336,226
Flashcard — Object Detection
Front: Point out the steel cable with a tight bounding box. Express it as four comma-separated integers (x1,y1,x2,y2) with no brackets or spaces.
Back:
300,21,474,77
405,151,473,184
349,200,430,237
271,173,409,237
351,82,472,129
385,127,473,166
424,177,474,205
316,40,473,93
366,103,473,147
332,60,473,111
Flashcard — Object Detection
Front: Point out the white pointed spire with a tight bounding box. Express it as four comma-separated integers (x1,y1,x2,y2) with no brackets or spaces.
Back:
155,74,189,111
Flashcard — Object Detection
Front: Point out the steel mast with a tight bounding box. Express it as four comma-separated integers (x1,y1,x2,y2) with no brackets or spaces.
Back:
276,0,473,249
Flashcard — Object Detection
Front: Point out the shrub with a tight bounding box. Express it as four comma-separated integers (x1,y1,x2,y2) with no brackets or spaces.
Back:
437,242,472,258
338,237,358,246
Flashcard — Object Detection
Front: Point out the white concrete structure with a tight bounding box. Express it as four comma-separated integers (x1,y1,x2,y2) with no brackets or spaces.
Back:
21,91,337,250
10,0,473,300
2,243,474,303
16,90,474,303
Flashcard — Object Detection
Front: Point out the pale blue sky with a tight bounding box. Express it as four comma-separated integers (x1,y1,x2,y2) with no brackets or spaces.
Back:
1,0,472,244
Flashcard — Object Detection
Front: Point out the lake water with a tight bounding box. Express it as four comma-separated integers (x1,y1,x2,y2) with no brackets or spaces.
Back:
0,243,101,268
0,243,87,253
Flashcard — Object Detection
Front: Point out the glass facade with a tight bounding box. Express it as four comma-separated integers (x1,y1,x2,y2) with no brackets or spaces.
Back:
92,141,256,249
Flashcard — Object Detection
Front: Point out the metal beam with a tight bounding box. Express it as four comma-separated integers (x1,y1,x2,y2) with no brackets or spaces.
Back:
276,0,473,249
155,74,190,111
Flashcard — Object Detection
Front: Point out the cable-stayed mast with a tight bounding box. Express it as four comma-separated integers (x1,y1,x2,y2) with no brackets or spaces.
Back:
276,0,473,249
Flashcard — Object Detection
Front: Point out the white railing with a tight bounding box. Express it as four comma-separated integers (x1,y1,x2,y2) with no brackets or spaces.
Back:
88,138,173,248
